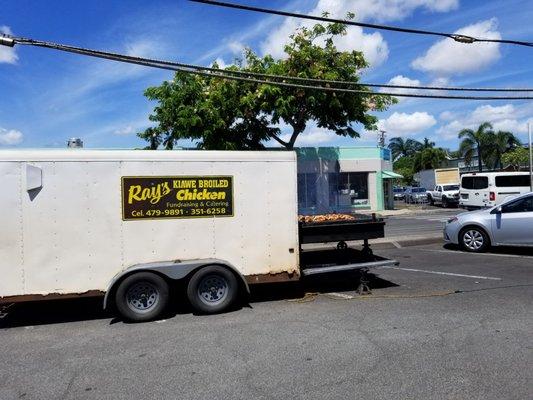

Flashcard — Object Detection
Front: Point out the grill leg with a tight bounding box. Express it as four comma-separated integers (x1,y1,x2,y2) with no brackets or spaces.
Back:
357,268,372,295
361,239,373,258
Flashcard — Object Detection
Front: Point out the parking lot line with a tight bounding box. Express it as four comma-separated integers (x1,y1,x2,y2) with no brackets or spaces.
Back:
382,266,502,280
418,248,533,259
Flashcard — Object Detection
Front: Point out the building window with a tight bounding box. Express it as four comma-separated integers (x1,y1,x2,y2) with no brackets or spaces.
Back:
328,172,369,208
297,173,318,209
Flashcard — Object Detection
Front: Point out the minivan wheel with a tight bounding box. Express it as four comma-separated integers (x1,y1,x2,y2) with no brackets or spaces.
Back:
187,265,239,314
459,227,490,253
115,272,170,322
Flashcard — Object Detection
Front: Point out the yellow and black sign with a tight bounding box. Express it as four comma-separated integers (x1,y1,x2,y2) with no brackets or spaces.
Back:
121,176,233,220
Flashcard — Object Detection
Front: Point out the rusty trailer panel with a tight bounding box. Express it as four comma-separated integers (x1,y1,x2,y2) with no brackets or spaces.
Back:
0,290,105,304
245,271,300,284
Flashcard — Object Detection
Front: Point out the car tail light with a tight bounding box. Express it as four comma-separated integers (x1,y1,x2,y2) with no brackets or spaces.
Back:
490,192,496,201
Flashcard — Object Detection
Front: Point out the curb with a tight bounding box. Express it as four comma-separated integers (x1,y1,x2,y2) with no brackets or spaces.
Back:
369,236,443,250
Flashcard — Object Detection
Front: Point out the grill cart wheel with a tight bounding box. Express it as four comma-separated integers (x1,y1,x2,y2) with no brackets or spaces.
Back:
337,241,348,250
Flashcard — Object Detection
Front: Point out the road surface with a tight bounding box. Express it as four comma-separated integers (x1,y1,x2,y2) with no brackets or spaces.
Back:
1,242,532,400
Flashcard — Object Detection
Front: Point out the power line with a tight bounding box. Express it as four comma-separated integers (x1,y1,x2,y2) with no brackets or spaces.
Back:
190,0,533,48
4,35,533,94
17,35,528,93
2,35,533,100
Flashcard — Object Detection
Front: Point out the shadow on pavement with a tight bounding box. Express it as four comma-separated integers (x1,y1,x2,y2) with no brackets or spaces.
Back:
249,271,398,304
0,297,109,329
0,272,399,329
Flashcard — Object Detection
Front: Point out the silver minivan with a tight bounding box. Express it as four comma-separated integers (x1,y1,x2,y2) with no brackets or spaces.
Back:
444,192,533,252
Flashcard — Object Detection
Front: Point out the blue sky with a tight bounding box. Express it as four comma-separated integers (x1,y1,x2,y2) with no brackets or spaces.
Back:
1,0,532,150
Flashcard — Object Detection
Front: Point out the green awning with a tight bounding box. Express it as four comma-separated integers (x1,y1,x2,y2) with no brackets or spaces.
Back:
382,170,403,179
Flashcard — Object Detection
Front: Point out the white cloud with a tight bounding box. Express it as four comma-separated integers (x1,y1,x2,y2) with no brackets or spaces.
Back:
469,104,515,122
43,37,167,122
113,125,135,136
0,128,23,145
227,41,244,55
439,111,456,121
412,19,501,75
260,10,388,67
381,75,421,95
280,127,333,146
378,111,437,136
213,57,228,69
0,26,18,64
318,0,458,23
262,0,458,66
436,102,533,140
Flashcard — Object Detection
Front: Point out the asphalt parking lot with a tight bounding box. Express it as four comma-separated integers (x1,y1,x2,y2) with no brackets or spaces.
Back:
1,243,532,400
385,207,459,238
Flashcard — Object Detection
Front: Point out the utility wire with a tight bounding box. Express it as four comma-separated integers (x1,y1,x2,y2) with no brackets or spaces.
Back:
190,0,533,48
2,35,533,100
16,35,529,93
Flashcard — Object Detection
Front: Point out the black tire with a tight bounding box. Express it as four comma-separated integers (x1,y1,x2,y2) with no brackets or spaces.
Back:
115,272,170,322
442,196,448,208
187,265,239,314
459,226,490,253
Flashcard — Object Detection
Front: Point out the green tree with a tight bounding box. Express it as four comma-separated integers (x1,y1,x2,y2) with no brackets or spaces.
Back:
393,155,415,185
485,130,521,170
501,146,529,170
458,122,494,172
388,137,422,160
413,148,447,172
139,17,395,150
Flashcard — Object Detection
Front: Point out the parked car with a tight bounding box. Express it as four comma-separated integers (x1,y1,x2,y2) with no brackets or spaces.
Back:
393,187,405,201
404,187,428,204
427,184,460,208
444,192,533,252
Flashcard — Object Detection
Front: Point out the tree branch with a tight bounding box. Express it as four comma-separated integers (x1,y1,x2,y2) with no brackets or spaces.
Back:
269,132,288,148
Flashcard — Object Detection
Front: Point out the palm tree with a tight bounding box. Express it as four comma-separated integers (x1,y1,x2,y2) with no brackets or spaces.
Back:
413,148,447,172
388,137,422,161
421,137,435,150
458,122,494,172
485,131,521,170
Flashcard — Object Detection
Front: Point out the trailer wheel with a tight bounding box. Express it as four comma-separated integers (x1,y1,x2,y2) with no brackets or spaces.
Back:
115,272,169,322
187,265,238,314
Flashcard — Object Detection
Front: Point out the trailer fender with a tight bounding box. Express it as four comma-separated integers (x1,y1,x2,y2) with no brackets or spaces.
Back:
103,259,250,309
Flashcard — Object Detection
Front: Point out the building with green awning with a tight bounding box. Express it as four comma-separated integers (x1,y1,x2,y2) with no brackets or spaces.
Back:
296,147,402,213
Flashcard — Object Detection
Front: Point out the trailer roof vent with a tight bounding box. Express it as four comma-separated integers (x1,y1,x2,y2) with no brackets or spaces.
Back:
67,138,83,148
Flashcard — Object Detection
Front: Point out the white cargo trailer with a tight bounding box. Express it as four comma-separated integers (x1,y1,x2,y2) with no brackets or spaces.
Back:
0,150,395,321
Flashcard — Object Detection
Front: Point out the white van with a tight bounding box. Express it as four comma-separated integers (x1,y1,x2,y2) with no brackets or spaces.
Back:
459,172,532,209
